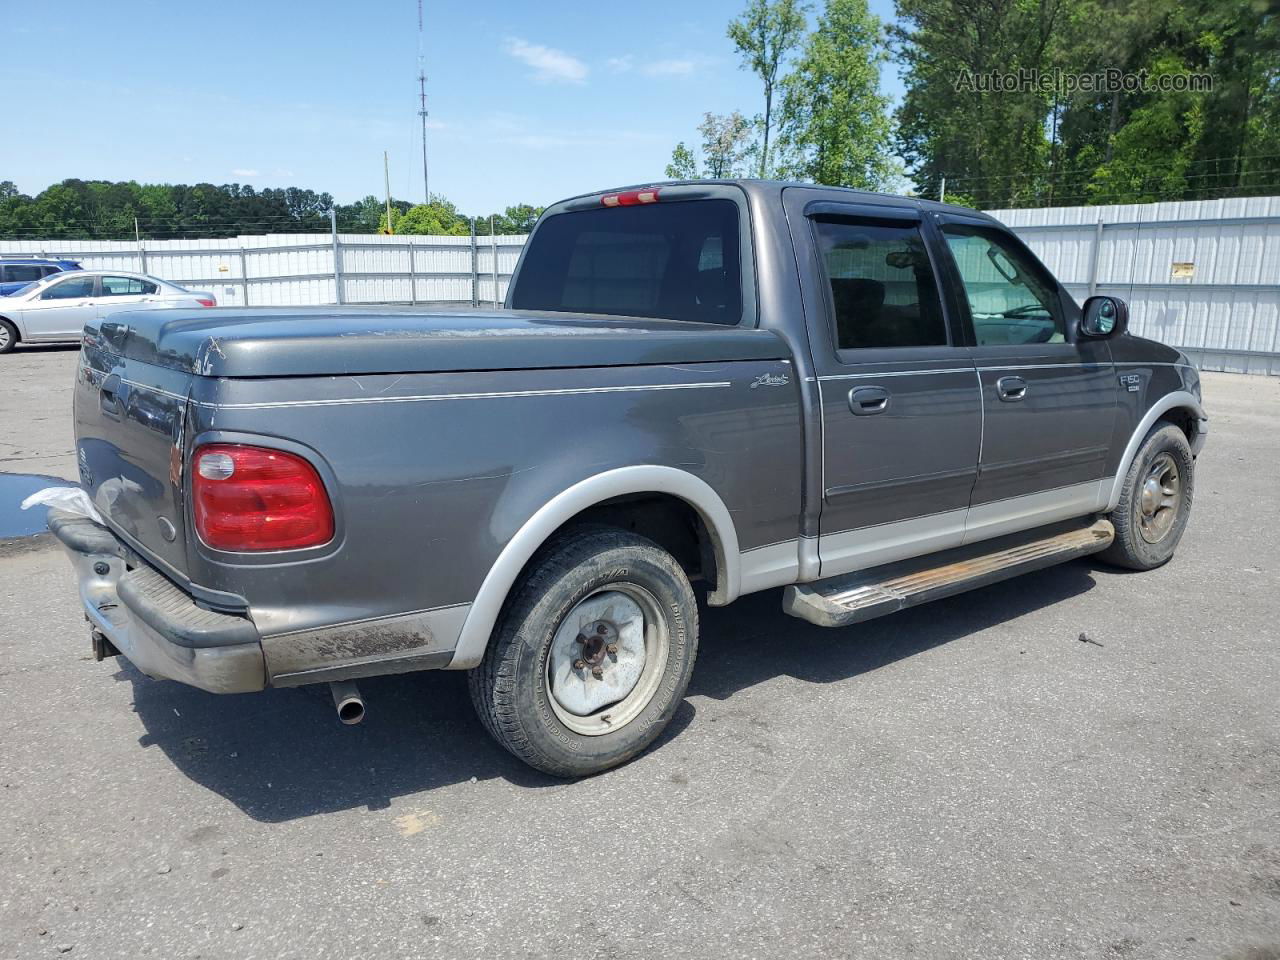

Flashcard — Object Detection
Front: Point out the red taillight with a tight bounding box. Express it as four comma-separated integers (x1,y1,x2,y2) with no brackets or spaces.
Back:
196,297,216,307
601,188,660,207
192,444,333,551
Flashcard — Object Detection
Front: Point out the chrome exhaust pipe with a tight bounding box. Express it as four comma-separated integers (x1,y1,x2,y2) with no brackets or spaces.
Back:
329,680,365,725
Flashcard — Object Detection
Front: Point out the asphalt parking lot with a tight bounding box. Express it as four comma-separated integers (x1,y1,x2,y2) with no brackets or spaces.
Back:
1,345,1277,960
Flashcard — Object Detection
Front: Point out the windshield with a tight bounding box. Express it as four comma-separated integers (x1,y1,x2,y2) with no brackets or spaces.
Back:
14,273,63,296
511,199,743,325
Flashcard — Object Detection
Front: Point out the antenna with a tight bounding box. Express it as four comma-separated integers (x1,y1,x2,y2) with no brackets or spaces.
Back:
417,0,429,204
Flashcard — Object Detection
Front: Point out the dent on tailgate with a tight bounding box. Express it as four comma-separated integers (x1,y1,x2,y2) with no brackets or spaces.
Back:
75,321,195,575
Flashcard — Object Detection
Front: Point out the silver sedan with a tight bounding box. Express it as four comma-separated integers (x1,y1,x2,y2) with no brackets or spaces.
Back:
0,271,216,354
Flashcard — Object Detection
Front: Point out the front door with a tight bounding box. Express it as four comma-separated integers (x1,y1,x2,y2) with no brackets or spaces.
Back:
792,201,982,576
935,215,1118,544
19,274,99,340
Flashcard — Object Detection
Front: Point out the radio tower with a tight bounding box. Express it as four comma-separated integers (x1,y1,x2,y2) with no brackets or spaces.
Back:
417,0,429,203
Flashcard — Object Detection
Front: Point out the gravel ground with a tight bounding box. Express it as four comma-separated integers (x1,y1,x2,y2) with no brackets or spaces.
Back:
1,346,1277,960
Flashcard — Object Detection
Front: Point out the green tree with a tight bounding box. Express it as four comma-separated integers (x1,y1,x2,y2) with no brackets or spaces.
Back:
893,0,1066,206
336,195,385,232
728,0,809,177
381,195,470,235
1056,0,1280,205
776,0,894,189
498,203,544,234
665,141,700,179
699,112,754,178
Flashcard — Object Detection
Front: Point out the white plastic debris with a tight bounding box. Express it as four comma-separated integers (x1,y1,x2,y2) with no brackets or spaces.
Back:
20,486,106,525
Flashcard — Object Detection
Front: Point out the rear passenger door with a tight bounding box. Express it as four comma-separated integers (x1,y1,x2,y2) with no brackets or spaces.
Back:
935,215,1117,543
789,199,982,576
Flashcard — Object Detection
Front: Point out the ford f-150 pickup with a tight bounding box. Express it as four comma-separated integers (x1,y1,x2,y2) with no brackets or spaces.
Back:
49,180,1208,776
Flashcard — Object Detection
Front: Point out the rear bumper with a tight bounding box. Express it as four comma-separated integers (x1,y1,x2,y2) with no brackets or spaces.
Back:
49,509,266,694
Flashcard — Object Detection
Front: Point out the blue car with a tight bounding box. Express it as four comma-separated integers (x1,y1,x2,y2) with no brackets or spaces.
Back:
0,258,81,296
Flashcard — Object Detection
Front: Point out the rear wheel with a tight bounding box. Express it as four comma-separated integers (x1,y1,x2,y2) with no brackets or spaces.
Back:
0,319,17,354
468,527,698,778
1100,422,1194,570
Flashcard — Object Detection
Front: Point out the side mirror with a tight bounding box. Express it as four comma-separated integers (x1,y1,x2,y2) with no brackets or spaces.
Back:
1081,295,1128,338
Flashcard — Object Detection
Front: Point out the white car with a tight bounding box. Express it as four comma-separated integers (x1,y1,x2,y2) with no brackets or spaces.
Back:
0,271,216,354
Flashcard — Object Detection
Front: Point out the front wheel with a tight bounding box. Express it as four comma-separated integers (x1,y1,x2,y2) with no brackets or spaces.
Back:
1100,422,1195,570
468,527,699,778
0,319,17,355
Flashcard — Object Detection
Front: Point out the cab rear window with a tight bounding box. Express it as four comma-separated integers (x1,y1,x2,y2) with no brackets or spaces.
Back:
512,199,743,325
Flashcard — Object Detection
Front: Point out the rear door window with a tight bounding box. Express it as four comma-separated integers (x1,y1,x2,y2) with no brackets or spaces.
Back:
511,199,743,325
6,265,46,283
100,275,158,296
812,218,948,349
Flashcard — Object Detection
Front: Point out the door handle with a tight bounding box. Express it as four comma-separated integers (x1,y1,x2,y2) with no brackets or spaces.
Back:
996,376,1027,402
848,386,890,416
100,374,123,418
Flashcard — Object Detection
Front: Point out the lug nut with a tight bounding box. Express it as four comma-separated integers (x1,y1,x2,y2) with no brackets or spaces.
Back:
596,624,608,635
591,666,604,679
575,634,586,645
605,643,618,655
573,659,586,670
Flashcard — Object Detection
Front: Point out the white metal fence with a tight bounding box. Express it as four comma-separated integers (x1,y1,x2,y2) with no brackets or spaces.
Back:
1,232,526,310
5,195,1278,375
991,195,1280,376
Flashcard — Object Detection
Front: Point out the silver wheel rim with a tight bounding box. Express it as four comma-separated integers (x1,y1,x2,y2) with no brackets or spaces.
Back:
1137,452,1181,544
545,584,669,737
0,325,10,350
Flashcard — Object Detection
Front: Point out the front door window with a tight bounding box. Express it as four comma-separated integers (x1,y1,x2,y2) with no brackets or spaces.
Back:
41,276,96,300
942,225,1066,346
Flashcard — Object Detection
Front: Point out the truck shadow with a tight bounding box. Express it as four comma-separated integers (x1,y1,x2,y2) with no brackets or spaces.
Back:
689,561,1101,701
124,560,1100,823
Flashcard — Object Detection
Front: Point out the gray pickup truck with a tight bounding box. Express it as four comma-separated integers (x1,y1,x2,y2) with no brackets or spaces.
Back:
51,180,1208,776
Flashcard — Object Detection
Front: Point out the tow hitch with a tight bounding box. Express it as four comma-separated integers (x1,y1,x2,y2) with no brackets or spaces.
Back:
90,627,121,662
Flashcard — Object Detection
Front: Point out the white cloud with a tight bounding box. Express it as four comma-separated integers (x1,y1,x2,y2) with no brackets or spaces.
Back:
231,168,260,177
643,58,695,77
606,55,634,73
505,38,588,84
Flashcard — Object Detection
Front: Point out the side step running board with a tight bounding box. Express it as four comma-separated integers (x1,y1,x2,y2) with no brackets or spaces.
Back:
783,518,1114,628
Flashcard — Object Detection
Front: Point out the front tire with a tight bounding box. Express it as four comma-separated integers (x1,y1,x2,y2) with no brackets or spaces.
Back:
468,527,699,778
0,319,17,355
1100,422,1194,570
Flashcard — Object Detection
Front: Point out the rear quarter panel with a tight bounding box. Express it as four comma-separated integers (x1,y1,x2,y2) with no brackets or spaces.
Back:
186,359,802,678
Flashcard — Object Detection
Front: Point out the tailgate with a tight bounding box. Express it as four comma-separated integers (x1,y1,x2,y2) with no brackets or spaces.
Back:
74,321,195,575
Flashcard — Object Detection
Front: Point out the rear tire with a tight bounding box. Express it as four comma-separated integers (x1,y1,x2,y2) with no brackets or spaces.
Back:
468,526,699,778
0,319,17,355
1100,422,1194,570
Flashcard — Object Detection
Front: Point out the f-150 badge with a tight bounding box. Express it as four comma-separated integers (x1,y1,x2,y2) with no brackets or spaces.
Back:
1119,373,1143,392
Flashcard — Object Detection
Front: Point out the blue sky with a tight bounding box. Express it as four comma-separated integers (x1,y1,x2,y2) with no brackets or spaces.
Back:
1,0,903,213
